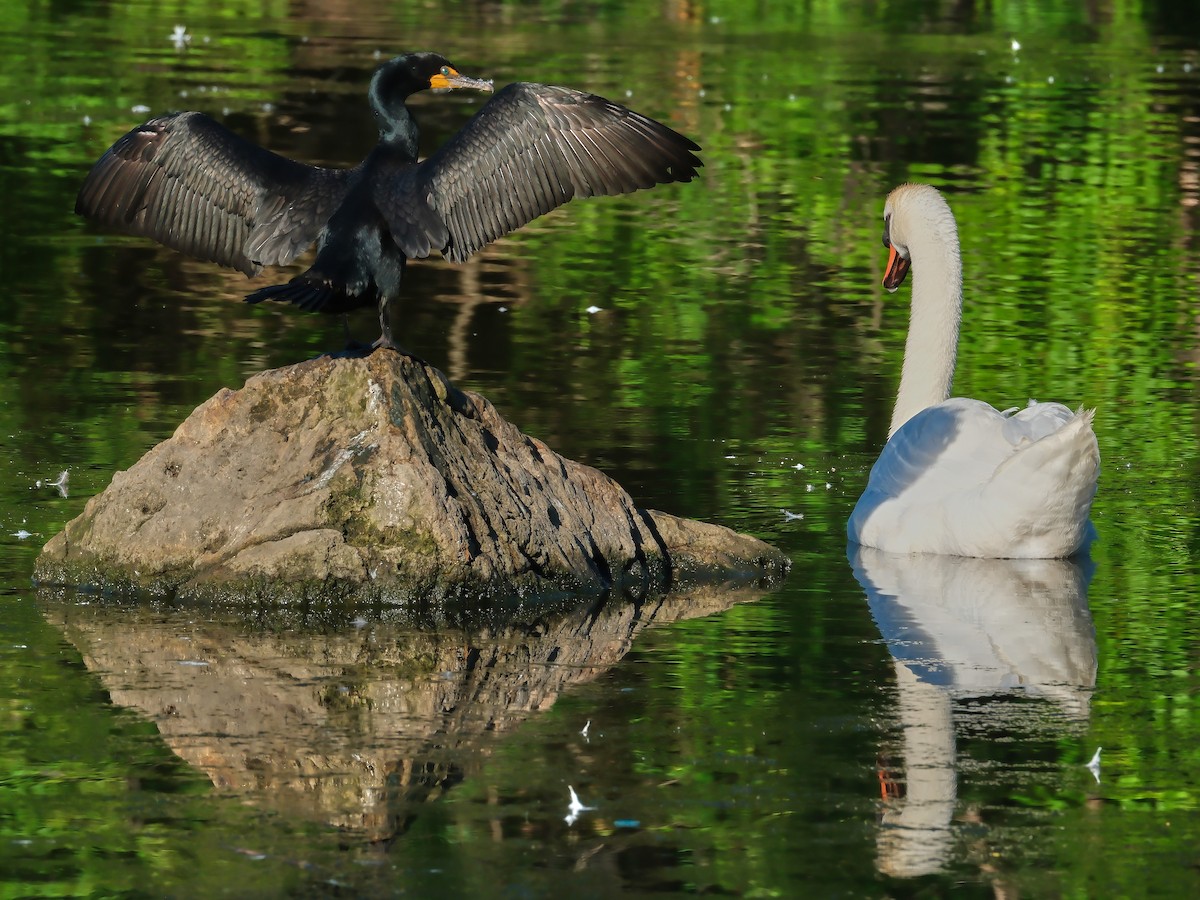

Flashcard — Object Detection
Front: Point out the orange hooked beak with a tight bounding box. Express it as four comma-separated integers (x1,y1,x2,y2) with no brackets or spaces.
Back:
429,67,494,94
882,245,911,293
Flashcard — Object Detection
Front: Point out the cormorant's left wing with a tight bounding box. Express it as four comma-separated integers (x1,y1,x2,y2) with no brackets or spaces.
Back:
379,82,701,262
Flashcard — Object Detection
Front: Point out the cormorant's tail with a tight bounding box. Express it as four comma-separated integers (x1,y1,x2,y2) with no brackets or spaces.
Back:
245,275,336,313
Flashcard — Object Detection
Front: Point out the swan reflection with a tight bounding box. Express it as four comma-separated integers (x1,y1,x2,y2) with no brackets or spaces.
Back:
850,546,1097,879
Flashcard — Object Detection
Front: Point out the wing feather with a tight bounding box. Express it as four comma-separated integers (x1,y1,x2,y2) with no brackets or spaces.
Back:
75,111,354,276
376,82,700,263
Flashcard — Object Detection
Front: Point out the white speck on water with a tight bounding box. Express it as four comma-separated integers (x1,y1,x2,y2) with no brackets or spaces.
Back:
498,306,507,313
261,102,274,113
1157,64,1165,73
806,484,814,492
565,786,596,825
585,305,602,314
352,617,369,628
37,470,69,498
792,462,805,470
1011,39,1021,51
82,115,91,126
825,483,832,490
1086,746,1102,783
169,25,191,49
781,509,804,521
131,104,151,114
176,660,209,667
581,719,591,738
1047,75,1055,84
1185,63,1193,73
11,530,34,540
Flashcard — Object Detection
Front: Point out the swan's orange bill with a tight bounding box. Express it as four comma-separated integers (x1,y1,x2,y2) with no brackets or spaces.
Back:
882,245,911,293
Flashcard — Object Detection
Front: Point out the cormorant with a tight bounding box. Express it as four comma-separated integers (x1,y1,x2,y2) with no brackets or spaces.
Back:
75,51,702,351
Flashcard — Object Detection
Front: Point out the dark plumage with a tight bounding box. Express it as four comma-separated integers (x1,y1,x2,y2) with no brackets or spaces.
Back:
75,51,702,350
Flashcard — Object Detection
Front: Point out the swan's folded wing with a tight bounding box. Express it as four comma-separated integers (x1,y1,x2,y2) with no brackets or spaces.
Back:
864,399,1012,500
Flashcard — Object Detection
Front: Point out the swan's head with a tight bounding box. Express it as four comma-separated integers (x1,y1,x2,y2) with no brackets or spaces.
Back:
881,183,957,293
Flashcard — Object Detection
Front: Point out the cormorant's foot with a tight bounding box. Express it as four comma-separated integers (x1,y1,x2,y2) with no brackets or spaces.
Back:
371,335,427,366
319,339,375,360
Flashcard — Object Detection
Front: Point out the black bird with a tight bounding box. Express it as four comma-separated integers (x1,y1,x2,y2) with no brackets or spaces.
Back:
75,51,702,351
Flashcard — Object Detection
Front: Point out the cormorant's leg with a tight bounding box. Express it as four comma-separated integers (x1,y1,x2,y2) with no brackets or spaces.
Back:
371,295,424,361
374,295,396,350
336,313,373,356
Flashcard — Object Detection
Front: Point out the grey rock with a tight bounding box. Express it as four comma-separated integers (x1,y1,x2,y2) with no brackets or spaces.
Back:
36,353,788,601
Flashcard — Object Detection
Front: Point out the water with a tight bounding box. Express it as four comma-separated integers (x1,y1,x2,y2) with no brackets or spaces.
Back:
3,0,1200,895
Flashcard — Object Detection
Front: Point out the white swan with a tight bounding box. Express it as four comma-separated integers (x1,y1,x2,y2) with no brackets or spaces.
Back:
847,184,1100,558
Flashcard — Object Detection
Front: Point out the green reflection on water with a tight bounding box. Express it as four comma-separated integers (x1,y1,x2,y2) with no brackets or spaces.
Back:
2,0,1200,896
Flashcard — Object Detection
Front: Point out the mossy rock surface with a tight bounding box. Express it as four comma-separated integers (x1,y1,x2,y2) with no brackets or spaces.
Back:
36,353,789,603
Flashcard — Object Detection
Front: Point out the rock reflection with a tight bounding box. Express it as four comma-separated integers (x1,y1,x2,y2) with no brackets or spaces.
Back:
39,585,762,842
849,547,1097,879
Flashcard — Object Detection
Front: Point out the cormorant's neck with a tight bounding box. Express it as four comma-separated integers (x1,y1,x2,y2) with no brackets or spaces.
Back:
375,106,420,161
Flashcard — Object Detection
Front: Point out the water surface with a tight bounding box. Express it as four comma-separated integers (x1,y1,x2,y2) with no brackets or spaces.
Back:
3,0,1200,895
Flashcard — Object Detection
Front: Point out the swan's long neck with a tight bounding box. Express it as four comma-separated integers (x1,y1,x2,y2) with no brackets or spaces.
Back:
888,212,963,438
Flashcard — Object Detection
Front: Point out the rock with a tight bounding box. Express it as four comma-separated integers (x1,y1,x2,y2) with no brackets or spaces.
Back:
36,353,788,602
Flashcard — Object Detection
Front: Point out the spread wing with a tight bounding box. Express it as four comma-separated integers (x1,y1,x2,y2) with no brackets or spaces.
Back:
75,111,354,276
378,82,702,262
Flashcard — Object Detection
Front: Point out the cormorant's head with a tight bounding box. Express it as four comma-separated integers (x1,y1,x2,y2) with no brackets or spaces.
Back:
369,52,494,131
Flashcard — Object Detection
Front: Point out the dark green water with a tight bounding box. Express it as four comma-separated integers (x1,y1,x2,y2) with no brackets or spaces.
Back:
3,0,1200,895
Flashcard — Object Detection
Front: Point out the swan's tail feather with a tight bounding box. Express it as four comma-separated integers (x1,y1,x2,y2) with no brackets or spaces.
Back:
981,409,1100,556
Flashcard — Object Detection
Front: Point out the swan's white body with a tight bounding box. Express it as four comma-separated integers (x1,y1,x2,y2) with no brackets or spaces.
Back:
847,184,1099,559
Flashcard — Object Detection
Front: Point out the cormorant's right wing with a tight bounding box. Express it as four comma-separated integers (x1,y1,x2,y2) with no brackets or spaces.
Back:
76,111,353,276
